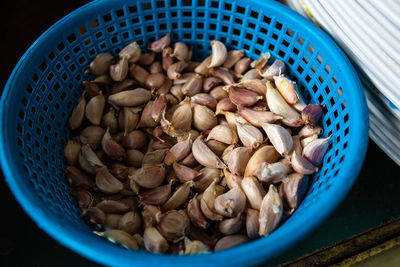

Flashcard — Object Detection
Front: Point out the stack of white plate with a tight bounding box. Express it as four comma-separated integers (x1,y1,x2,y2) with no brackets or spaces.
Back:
281,0,400,166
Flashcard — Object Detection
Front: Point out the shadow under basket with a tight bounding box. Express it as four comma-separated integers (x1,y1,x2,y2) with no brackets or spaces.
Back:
0,0,369,266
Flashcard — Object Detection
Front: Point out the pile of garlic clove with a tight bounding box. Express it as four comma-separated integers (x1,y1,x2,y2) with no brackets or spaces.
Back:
64,32,330,254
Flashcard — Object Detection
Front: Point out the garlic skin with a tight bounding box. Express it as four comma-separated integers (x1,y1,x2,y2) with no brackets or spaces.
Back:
182,74,203,96
108,88,151,108
206,125,238,145
236,121,264,149
162,97,193,138
157,210,190,242
214,187,246,217
192,136,226,169
209,67,235,85
216,98,236,115
241,69,261,81
300,134,318,148
162,47,174,71
302,137,330,166
223,50,244,69
208,40,227,68
95,229,139,250
241,176,266,210
164,135,192,165
291,151,319,175
194,55,211,75
96,167,124,194
191,93,218,111
260,122,293,156
259,185,283,236
138,101,158,128
173,42,189,61
119,41,141,63
274,75,299,105
255,162,289,184
173,162,201,183
110,57,129,82
101,128,126,161
140,182,172,206
64,139,81,165
143,227,169,253
148,32,171,53
194,167,223,191
65,166,97,190
298,125,323,139
203,77,222,92
260,59,285,80
244,145,280,177
251,52,271,71
183,238,210,254
224,169,243,189
69,92,86,130
228,86,263,106
152,94,167,123
219,215,242,235
161,181,193,212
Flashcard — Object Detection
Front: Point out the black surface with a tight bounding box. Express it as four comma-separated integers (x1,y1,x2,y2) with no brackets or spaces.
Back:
1,1,400,266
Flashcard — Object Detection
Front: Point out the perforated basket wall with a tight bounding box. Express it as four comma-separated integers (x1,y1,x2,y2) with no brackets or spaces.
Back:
0,0,368,266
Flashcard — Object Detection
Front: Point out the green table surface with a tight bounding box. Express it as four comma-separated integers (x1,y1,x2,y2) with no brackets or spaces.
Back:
1,1,400,266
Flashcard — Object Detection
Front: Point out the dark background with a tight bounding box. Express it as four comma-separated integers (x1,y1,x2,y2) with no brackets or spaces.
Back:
1,1,399,266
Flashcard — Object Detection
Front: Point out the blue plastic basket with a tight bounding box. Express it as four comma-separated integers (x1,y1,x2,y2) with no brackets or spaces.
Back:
0,0,368,266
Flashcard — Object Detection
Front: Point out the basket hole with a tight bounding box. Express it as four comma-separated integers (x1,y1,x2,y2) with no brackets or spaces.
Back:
210,13,217,19
293,47,299,55
234,18,243,24
73,46,81,53
269,44,275,51
222,26,228,32
260,27,267,34
223,15,230,21
336,123,340,131
288,58,294,65
233,29,240,36
145,14,153,21
69,64,76,72
263,16,271,24
344,127,349,136
254,48,261,55
333,110,338,118
32,73,39,83
67,34,76,43
278,50,285,58
39,61,48,72
282,39,290,47
318,95,324,103
329,97,335,106
311,65,317,73
96,32,103,39
312,85,318,93
297,65,303,74
35,95,41,103
224,3,232,10
248,22,256,29
107,26,115,32
272,33,278,40
344,113,349,123
116,9,124,17
305,75,311,83
236,6,245,14
250,11,259,19
243,44,250,50
307,44,315,54
103,13,112,23
209,24,217,30
48,52,55,61
341,101,347,110
275,22,282,30
231,40,238,46
47,72,54,82
79,26,87,35
246,33,253,40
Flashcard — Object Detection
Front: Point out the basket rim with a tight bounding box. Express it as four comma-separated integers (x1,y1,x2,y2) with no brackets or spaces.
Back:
0,0,369,266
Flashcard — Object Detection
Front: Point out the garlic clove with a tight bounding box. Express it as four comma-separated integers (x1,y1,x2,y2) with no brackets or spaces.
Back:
139,181,172,206
118,211,142,235
273,75,299,105
214,187,246,217
194,55,211,75
223,50,245,69
108,88,151,108
200,181,223,221
251,52,271,71
209,67,235,85
187,194,209,229
145,73,165,90
244,145,280,177
142,149,168,165
96,199,129,214
228,86,263,106
298,125,323,139
130,164,166,189
101,128,126,161
111,79,138,95
110,57,129,82
280,173,308,212
151,94,167,123
183,238,210,254
260,59,285,80
302,136,330,166
209,85,229,100
64,138,81,165
218,215,242,235
85,92,105,125
102,108,119,134
65,166,97,190
182,74,203,96
157,210,190,242
291,151,318,175
194,167,223,191
162,97,192,137
138,52,155,66
121,130,147,149
162,47,174,71
255,162,289,184
95,229,139,250
110,163,130,181
236,121,264,149
192,104,218,131
191,93,218,111
203,77,222,92
161,181,194,211
260,122,293,156
234,57,252,75
143,227,169,253
172,42,189,61
214,235,248,251
129,64,149,85
259,185,283,236
208,40,228,68
164,135,192,165
192,136,226,169
216,98,236,115
224,169,243,190
226,147,252,176
206,124,238,145
167,61,189,80
301,103,323,126
246,209,260,239
96,167,124,194
173,162,201,183
123,107,139,136
142,205,161,228
69,92,86,130
119,41,141,63
104,214,121,229
88,53,114,75
241,176,266,210
237,105,283,127
149,61,163,74
148,32,171,53
300,134,318,148
241,69,261,81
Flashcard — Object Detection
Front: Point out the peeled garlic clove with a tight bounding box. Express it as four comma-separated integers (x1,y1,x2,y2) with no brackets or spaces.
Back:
173,42,189,61
65,166,96,190
148,32,171,53
151,94,167,123
302,136,330,166
157,210,190,242
118,211,141,235
234,57,252,75
214,235,248,251
200,181,223,221
203,77,222,92
123,107,139,135
260,122,293,156
64,139,81,165
173,162,201,183
219,215,242,235
274,75,299,105
236,121,264,149
208,40,227,68
206,125,237,145
108,88,151,108
145,73,165,90
260,59,285,80
96,167,123,194
140,181,172,206
191,93,217,111
194,56,211,75
214,187,246,217
280,173,308,211
96,199,129,214
241,176,266,210
168,61,189,80
192,136,226,169
255,162,289,184
143,227,169,253
85,92,105,125
69,92,86,130
266,81,302,127
209,67,235,85
216,98,236,115
119,41,141,63
259,185,283,236
162,47,174,71
301,103,323,126
300,134,318,148
251,52,271,71
182,74,203,96
291,151,318,175
149,61,163,74
138,52,155,66
246,209,260,239
142,149,168,165
88,53,114,75
223,50,244,68
101,128,126,161
184,238,209,254
226,147,252,176
121,130,147,149
161,181,193,211
110,57,129,82
194,167,223,191
187,194,209,229
237,106,282,127
298,125,323,139
130,164,166,189
129,64,149,85
192,104,218,131
209,86,229,100
228,86,263,106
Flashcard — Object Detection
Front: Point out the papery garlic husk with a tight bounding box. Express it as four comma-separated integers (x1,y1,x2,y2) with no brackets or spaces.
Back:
241,69,261,81
149,61,163,74
88,53,114,75
260,59,285,80
259,185,283,236
102,128,126,161
142,205,161,227
123,107,139,135
302,136,330,166
104,214,121,229
194,167,223,191
110,57,129,82
183,238,210,254
130,164,166,189
224,169,243,190
173,42,189,61
216,98,236,115
129,64,149,85
152,94,167,123
194,55,211,75
214,235,248,251
168,61,189,80
200,181,223,221
129,178,140,195
69,92,86,130
96,167,124,194
237,105,282,127
85,92,105,125
280,173,308,211
95,229,139,250
291,151,318,175
65,166,96,190
182,74,203,96
298,125,323,139
223,50,244,69
191,93,217,111
192,104,218,131
206,125,238,145
161,97,192,137
138,52,155,66
203,77,222,92
208,40,227,68
209,67,235,85
228,86,263,106
192,136,226,169
301,103,323,126
173,162,201,183
219,215,242,235
145,73,165,90
241,176,266,210
214,187,246,217
246,209,260,239
161,181,194,211
143,227,169,253
187,194,209,229
108,88,151,108
142,149,168,165
70,188,94,210
140,181,172,206
266,81,302,127
118,211,142,235
209,86,229,100
157,210,190,242
236,121,264,149
121,130,147,149
148,32,171,53
119,41,141,63
255,162,289,184
64,138,81,165
227,147,252,176
251,52,271,71
137,101,158,128
300,134,318,148
274,75,299,105
260,122,293,156
102,108,118,134
234,57,252,75
96,199,129,214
